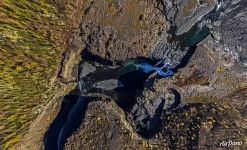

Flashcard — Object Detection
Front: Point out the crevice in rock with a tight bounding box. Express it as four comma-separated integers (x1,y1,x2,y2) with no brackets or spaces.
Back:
43,90,97,150
128,88,182,139
173,46,197,71
81,47,114,65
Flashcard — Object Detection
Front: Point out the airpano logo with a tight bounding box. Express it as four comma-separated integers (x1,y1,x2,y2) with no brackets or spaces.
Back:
198,127,245,149
219,140,242,147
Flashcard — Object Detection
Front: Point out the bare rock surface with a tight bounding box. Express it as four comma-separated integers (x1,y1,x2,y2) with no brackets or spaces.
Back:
79,62,96,79
163,0,217,35
64,100,149,150
209,0,247,70
80,0,168,61
63,42,247,148
93,79,124,90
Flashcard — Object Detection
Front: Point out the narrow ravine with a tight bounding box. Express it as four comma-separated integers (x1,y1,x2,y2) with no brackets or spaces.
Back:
43,94,91,150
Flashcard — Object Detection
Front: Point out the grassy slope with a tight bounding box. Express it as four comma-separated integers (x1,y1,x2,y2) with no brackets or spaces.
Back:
0,0,80,149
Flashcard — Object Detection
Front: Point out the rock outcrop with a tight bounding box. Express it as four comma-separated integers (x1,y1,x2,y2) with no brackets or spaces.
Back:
79,0,168,61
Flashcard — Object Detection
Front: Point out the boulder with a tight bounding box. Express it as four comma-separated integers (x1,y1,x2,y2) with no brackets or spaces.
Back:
93,79,124,90
79,62,96,79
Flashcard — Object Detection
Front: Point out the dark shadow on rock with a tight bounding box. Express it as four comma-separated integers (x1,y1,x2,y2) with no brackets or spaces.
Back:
81,47,113,65
43,94,78,150
155,0,167,16
43,93,96,150
143,100,165,138
173,46,197,71
115,70,150,111
135,88,181,138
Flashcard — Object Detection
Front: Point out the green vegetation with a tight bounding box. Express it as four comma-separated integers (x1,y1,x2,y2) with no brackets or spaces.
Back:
0,0,80,149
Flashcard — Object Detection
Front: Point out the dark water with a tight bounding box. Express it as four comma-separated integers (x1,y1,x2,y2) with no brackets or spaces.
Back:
114,70,150,110
43,94,90,150
167,24,210,48
79,59,153,111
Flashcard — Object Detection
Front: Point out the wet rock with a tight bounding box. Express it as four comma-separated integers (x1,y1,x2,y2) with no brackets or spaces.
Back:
78,60,147,94
150,41,188,68
93,79,124,90
79,62,96,79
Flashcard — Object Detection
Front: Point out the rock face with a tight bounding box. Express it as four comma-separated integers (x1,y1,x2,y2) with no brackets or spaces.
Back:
209,0,247,69
164,0,217,35
162,0,247,69
127,78,181,137
79,0,168,61
150,42,188,68
64,100,149,150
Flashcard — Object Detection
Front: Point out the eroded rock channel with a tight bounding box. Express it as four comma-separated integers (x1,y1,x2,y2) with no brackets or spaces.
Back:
44,0,247,149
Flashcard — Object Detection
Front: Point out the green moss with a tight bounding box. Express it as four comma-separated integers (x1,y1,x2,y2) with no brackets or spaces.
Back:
0,0,77,149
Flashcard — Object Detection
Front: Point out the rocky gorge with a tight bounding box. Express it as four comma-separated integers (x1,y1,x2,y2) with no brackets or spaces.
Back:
9,0,247,150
